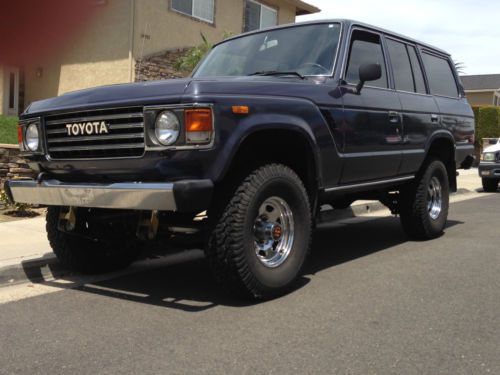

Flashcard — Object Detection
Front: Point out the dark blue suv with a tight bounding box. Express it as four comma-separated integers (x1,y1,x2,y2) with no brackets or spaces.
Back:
7,20,475,299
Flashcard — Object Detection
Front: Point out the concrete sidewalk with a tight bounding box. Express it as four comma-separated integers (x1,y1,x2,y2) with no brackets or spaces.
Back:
0,168,484,286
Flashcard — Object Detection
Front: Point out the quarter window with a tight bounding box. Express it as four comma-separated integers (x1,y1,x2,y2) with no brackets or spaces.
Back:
407,46,427,94
345,30,388,89
386,39,414,92
244,0,278,32
422,53,458,97
171,0,215,23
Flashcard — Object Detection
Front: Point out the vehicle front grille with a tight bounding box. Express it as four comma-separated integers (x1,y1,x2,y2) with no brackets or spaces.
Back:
44,107,145,159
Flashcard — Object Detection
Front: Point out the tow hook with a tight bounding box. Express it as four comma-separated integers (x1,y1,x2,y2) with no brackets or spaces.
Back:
58,206,76,232
136,210,159,240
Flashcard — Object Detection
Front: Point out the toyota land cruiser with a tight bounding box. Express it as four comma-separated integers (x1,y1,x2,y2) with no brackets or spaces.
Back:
6,20,475,299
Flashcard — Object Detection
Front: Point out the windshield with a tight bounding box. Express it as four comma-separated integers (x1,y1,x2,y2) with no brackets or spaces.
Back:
194,23,341,78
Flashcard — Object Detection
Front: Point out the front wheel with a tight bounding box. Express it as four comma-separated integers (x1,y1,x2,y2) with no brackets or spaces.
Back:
205,164,312,299
482,178,498,192
46,207,141,274
399,159,449,240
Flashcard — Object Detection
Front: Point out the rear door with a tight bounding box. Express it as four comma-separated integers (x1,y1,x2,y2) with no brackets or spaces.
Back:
339,28,403,184
420,51,474,147
384,37,438,175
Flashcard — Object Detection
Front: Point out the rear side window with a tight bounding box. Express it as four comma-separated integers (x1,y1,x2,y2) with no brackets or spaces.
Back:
346,30,388,89
407,46,426,94
422,53,458,97
386,39,414,92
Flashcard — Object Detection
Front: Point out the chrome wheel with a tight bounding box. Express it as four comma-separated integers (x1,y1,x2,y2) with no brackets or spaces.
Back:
427,176,442,220
253,196,294,268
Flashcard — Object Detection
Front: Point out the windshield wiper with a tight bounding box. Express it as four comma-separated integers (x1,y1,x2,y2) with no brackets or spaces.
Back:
248,70,305,79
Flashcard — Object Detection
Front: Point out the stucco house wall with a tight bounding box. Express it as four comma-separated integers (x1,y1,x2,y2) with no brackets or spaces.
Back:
132,0,296,61
1,0,317,115
23,0,132,107
465,91,496,106
0,66,4,115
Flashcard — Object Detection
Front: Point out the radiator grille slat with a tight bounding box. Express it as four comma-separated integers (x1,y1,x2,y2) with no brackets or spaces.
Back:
44,107,145,159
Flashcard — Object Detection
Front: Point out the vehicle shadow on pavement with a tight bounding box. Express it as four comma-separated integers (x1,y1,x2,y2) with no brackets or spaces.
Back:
21,215,463,312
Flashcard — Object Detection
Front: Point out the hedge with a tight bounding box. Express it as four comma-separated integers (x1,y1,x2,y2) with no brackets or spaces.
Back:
0,116,18,145
472,106,500,146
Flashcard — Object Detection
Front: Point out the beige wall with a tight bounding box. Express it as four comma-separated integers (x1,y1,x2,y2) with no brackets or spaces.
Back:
24,0,133,108
0,66,4,115
132,0,297,58
465,91,495,106
21,0,299,109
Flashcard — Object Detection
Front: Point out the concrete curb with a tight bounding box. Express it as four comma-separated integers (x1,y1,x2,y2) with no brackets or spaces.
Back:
0,188,476,288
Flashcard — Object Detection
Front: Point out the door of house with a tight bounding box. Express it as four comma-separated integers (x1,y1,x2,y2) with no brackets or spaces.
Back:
4,67,19,116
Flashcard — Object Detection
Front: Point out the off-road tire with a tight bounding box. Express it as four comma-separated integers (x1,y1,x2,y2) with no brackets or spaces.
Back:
46,207,140,274
482,178,498,192
205,164,312,300
399,159,449,240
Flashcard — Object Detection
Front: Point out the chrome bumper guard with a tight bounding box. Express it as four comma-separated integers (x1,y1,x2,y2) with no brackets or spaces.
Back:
5,179,214,212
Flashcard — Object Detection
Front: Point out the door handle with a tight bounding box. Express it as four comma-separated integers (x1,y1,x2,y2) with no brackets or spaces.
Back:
431,114,440,123
389,111,400,123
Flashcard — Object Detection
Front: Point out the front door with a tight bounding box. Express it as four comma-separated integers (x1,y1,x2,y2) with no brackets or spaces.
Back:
3,66,19,116
339,28,402,184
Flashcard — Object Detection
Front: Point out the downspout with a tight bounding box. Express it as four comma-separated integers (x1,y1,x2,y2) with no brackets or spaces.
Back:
129,0,135,82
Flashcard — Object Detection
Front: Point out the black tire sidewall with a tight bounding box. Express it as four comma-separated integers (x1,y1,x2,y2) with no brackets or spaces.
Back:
242,175,311,290
423,161,449,234
482,178,498,192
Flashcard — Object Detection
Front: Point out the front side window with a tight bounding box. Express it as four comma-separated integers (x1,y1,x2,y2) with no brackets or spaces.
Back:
171,0,214,23
345,30,388,89
195,23,341,77
422,53,458,97
244,0,278,32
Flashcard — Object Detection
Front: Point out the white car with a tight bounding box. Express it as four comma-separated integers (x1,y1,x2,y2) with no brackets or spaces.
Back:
479,138,500,192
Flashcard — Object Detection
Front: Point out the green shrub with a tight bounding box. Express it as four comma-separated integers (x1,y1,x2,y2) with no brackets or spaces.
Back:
0,116,18,144
475,106,500,145
174,31,234,73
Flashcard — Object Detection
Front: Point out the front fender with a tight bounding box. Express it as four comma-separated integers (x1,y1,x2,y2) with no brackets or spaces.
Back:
208,97,341,188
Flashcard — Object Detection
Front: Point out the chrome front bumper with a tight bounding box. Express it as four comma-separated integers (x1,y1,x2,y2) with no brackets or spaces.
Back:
5,179,213,212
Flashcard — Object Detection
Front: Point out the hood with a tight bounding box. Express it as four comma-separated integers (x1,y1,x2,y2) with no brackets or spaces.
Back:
23,75,329,117
483,141,500,153
24,78,192,116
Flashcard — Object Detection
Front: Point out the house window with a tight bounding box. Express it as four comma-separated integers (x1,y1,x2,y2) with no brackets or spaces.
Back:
244,0,278,32
171,0,215,23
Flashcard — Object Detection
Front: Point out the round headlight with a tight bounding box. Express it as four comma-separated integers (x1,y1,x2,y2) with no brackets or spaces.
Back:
483,152,496,161
25,123,39,151
155,111,180,146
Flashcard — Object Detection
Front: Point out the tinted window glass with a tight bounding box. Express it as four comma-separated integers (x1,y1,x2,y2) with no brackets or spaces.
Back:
172,0,192,15
346,31,387,88
407,46,426,94
387,39,414,92
195,24,341,77
244,1,261,32
422,53,458,97
245,1,277,32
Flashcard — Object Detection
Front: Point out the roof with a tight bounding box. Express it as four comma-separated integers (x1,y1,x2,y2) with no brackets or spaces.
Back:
219,19,449,56
460,74,500,91
287,0,321,15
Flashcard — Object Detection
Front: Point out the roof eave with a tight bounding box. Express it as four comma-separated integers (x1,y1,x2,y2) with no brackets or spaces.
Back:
287,0,321,15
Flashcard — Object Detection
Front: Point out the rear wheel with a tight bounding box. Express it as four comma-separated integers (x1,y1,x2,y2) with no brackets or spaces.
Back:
46,207,141,274
482,178,498,192
399,159,449,240
205,164,312,299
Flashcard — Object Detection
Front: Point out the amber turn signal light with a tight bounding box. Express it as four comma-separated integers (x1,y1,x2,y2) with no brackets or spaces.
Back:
232,105,249,114
185,108,213,144
185,109,213,132
17,125,23,144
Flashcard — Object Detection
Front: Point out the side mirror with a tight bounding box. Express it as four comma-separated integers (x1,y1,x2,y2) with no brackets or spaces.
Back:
356,63,382,94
